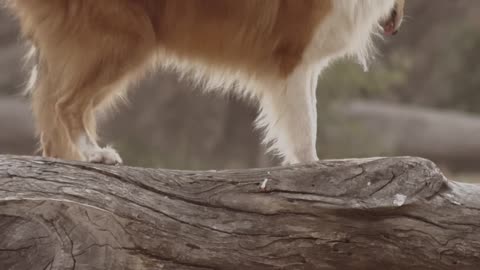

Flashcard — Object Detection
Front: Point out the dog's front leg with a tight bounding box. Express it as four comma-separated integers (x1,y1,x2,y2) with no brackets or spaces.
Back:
257,66,320,165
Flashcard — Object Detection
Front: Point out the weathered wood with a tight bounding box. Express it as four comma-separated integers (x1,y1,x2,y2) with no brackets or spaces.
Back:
0,155,479,270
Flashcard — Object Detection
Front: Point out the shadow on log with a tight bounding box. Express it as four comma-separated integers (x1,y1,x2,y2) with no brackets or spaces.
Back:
1,155,480,270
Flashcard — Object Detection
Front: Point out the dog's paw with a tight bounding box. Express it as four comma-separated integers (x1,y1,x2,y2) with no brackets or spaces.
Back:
86,146,122,165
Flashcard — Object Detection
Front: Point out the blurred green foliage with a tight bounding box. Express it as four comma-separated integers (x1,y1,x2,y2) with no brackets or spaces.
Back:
317,52,412,102
439,25,480,113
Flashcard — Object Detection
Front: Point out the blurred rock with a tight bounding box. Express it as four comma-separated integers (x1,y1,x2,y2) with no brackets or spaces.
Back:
0,97,35,155
104,72,274,169
332,100,480,172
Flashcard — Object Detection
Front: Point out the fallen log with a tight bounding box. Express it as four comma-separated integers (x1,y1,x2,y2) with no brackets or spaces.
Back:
0,155,479,270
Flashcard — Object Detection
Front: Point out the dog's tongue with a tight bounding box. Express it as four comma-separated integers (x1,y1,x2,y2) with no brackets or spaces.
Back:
382,9,398,36
383,20,397,36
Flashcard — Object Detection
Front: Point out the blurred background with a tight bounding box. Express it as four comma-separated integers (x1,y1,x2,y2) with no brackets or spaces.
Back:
1,1,480,182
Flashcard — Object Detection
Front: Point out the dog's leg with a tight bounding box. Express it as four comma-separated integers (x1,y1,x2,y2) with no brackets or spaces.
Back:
26,6,155,164
74,79,139,165
257,66,319,165
31,63,79,161
31,63,126,164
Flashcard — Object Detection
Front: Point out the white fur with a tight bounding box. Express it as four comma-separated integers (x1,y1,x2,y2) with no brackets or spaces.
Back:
260,0,397,164
155,0,397,165
256,64,323,164
24,46,38,95
264,0,397,164
77,135,122,165
304,0,396,68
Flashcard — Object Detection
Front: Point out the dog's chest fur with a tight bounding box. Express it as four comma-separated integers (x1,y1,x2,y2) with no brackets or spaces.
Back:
305,0,396,69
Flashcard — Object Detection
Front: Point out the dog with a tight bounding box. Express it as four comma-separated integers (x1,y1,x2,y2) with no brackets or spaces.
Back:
5,0,404,165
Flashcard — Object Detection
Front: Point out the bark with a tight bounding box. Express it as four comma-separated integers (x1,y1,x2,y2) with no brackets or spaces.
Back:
1,155,479,270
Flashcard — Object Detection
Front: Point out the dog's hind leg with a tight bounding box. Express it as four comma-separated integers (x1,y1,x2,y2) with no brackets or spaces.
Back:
28,9,156,164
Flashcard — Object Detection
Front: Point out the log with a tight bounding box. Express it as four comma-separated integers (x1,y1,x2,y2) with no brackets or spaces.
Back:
0,155,479,270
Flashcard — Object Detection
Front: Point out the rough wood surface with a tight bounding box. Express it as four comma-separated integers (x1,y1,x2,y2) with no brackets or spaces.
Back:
1,155,479,270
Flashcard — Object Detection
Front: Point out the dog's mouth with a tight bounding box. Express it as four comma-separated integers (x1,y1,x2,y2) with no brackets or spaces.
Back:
381,8,401,36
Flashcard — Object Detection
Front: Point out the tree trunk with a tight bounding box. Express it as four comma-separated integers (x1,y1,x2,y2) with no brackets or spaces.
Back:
0,155,479,270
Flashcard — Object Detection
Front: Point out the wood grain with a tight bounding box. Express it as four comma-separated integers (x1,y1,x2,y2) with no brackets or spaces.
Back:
1,155,479,269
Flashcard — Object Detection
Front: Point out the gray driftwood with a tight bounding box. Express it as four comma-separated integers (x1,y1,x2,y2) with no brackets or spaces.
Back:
1,155,480,270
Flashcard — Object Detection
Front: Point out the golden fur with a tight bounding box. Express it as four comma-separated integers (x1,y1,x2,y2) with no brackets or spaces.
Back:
6,0,404,165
